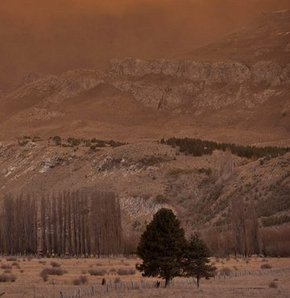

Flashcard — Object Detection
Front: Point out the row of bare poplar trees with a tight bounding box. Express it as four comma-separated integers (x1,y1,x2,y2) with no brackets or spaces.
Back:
203,198,261,257
0,190,123,256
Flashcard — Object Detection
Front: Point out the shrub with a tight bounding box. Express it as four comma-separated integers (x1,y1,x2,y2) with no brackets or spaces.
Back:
198,168,212,176
4,269,11,274
114,277,121,284
88,269,107,276
12,262,20,269
219,267,232,276
0,274,16,283
1,264,12,270
39,261,46,265
18,139,29,146
261,263,272,269
154,195,169,204
67,137,81,146
73,275,88,285
269,281,278,288
117,268,136,275
50,261,61,268
40,268,67,282
6,257,17,262
32,136,42,142
52,136,62,146
109,268,117,275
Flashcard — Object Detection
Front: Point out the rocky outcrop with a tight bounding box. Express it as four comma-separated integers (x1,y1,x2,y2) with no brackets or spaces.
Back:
2,58,290,114
110,58,290,85
6,69,104,108
109,58,290,110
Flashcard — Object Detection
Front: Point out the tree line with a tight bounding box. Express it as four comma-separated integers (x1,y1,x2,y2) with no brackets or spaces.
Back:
0,190,123,256
161,137,290,159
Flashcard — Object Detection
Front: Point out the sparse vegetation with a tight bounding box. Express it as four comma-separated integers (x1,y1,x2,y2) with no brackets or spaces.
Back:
1,264,12,270
154,195,169,204
219,267,232,276
262,215,290,227
50,261,61,268
73,275,88,285
88,269,107,276
117,268,136,275
269,281,278,288
52,136,62,146
261,263,272,269
0,274,16,283
40,267,67,282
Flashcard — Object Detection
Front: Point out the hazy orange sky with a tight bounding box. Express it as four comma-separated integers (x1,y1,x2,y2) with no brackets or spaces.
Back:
1,0,290,90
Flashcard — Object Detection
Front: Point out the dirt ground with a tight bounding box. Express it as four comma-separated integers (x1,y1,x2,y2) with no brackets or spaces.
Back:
0,256,290,298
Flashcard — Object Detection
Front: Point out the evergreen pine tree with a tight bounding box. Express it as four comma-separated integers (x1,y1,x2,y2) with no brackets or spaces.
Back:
136,208,186,287
183,233,216,288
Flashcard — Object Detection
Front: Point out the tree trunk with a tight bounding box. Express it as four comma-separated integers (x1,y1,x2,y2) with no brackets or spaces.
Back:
165,277,171,288
196,276,200,288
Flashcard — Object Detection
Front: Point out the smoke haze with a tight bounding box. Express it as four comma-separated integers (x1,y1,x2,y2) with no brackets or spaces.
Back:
1,0,290,89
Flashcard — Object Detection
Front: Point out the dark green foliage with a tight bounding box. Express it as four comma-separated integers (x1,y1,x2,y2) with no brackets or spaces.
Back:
182,234,216,288
163,137,290,159
136,208,186,287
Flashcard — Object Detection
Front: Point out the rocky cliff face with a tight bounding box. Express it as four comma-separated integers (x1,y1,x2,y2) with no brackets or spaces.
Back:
108,58,290,110
1,11,290,143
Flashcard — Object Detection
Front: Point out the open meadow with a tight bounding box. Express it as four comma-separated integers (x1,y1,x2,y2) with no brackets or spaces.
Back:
0,256,289,297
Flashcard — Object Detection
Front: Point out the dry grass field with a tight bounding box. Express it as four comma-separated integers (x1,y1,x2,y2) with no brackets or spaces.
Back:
0,256,289,297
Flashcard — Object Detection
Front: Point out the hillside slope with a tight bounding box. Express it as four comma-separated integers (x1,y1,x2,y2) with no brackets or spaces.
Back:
187,10,290,65
0,10,290,255
1,137,289,252
0,11,290,145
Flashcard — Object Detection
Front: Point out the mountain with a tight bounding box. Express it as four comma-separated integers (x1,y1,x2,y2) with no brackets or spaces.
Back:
1,10,290,255
0,10,290,145
187,10,290,65
2,0,290,90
